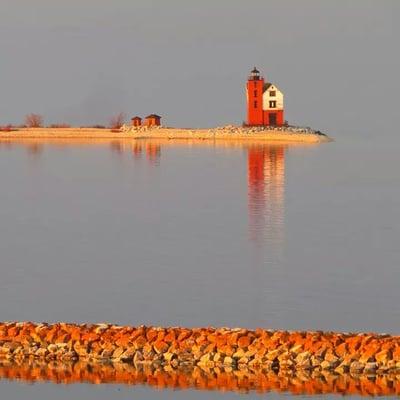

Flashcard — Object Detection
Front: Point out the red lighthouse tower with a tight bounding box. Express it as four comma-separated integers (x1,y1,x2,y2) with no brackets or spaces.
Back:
246,67,264,126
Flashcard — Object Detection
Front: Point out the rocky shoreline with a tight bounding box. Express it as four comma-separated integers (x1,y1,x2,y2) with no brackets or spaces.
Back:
123,125,331,143
123,124,326,135
0,322,398,376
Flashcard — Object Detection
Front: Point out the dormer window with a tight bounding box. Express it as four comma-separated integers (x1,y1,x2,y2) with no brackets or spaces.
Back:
270,91,276,97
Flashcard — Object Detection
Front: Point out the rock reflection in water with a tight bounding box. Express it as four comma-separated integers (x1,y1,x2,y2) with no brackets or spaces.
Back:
247,146,285,250
1,139,287,252
0,360,398,397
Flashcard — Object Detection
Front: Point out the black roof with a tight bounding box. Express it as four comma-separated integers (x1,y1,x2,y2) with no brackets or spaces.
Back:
263,82,272,91
131,116,142,120
251,67,260,74
145,114,161,119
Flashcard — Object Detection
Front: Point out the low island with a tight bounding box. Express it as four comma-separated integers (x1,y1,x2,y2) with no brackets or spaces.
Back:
0,68,333,144
0,125,331,144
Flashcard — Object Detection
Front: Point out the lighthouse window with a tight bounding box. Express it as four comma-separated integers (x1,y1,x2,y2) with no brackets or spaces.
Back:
254,101,258,108
270,91,276,97
254,90,257,97
269,100,277,108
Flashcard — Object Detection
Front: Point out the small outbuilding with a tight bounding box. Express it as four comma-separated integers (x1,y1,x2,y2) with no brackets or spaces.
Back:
144,114,161,127
131,116,142,127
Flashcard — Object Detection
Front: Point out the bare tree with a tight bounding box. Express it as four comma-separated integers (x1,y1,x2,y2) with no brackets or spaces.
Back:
25,114,43,128
109,112,125,129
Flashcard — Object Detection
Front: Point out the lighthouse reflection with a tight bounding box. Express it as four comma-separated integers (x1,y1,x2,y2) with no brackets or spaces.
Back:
247,146,285,251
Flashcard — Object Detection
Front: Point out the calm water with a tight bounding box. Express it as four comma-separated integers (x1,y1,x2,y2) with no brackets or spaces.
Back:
0,131,399,399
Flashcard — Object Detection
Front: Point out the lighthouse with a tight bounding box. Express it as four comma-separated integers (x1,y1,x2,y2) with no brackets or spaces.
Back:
246,67,284,126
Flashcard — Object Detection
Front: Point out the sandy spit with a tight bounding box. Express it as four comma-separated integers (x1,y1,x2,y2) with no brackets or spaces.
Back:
0,127,332,144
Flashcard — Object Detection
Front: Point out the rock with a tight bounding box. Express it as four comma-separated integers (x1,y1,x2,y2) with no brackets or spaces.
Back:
324,352,340,368
320,360,337,370
213,353,222,362
335,364,350,374
280,359,295,369
133,351,143,366
47,344,58,353
296,351,311,364
35,348,48,358
350,361,365,372
153,341,168,354
233,348,246,359
223,356,234,365
163,352,176,362
237,335,251,348
375,349,391,364
199,353,211,364
112,347,125,359
100,348,114,358
364,362,378,373
266,349,283,361
334,342,348,357
61,351,78,361
290,344,303,355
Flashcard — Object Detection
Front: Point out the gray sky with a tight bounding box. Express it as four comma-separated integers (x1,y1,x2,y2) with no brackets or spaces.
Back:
0,0,398,132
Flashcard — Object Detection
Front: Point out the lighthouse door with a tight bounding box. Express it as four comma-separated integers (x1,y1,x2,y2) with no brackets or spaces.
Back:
269,113,277,126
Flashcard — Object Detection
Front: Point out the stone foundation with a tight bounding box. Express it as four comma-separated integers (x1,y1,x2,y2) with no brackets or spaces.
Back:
1,322,399,375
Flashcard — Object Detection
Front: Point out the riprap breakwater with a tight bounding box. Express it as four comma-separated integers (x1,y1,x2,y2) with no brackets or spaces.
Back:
1,322,399,375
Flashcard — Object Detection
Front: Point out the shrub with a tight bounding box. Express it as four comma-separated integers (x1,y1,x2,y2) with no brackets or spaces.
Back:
109,112,125,129
25,114,43,128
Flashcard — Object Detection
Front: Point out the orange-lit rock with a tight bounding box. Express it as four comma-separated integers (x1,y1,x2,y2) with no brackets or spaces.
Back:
0,321,399,377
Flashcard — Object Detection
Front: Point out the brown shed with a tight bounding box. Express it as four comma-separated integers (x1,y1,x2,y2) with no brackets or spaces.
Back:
131,116,142,127
144,114,161,127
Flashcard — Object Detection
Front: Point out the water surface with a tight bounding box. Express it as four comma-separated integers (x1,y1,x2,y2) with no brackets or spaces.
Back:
0,133,399,399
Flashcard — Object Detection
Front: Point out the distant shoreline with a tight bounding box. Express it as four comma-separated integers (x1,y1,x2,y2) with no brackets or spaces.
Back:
0,126,332,144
